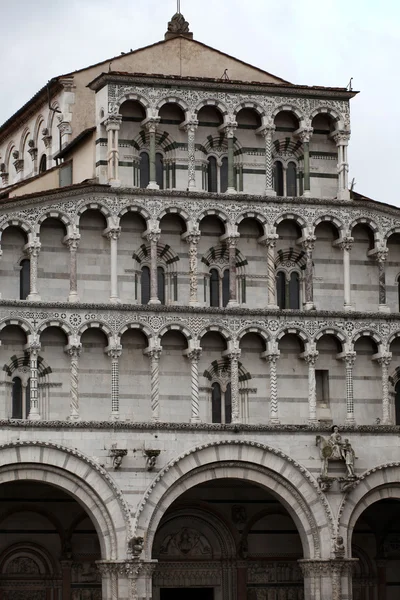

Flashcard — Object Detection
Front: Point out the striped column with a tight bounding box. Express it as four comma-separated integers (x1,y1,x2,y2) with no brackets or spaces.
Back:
186,347,202,422
145,345,162,421
108,345,122,420
27,340,41,420
263,125,276,195
66,344,82,420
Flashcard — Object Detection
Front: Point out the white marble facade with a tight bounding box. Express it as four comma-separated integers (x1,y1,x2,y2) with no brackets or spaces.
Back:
0,12,399,600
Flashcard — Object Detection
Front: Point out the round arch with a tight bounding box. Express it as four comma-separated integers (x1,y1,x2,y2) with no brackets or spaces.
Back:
313,214,344,236
118,322,153,342
115,93,151,115
198,208,229,225
33,115,45,147
134,441,333,560
78,321,113,340
198,325,232,344
237,326,269,345
233,101,265,119
235,211,268,236
0,319,31,336
0,441,131,560
118,204,151,223
37,210,71,229
37,320,72,338
0,219,32,239
309,106,343,127
276,327,310,344
158,323,192,343
314,328,347,349
349,217,380,239
155,96,189,114
76,202,111,221
274,212,307,231
272,105,304,122
194,99,228,118
352,330,382,346
338,464,400,555
158,205,191,227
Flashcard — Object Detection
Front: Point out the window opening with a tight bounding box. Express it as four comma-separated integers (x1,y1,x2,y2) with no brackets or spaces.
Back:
207,157,217,192
20,259,30,300
316,370,330,405
140,151,150,188
156,152,164,189
287,162,297,196
141,266,150,304
157,266,165,305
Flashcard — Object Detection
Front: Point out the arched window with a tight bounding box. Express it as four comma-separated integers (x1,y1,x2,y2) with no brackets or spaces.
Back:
39,154,47,173
211,382,222,423
287,162,297,197
210,269,219,307
12,377,22,419
141,266,150,304
220,157,228,193
274,161,284,196
289,272,300,309
140,152,150,188
222,269,230,307
207,157,217,192
156,153,164,189
157,266,165,305
11,376,30,419
396,381,400,425
20,259,30,300
276,270,301,309
276,271,286,309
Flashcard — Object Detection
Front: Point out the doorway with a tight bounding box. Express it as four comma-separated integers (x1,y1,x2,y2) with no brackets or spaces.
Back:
160,589,214,600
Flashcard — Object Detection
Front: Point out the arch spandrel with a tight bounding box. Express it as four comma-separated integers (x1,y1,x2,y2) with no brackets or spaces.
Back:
0,441,131,560
134,440,334,561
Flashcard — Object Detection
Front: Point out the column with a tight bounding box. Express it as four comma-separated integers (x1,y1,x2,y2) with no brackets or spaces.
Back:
65,234,80,302
66,343,81,420
25,238,41,301
185,120,198,190
343,351,356,424
27,340,41,420
185,346,202,422
333,130,351,200
299,128,313,197
185,231,201,305
60,559,73,600
227,233,240,306
337,237,354,311
299,559,357,600
224,347,241,423
105,115,122,185
304,348,319,424
265,349,280,424
144,345,162,421
146,228,161,304
377,352,392,424
302,236,316,310
106,227,121,303
108,345,122,420
226,124,237,194
260,235,279,308
144,119,160,189
377,247,389,312
263,125,276,195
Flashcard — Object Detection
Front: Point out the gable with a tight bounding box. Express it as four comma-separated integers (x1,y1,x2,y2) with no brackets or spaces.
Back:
77,37,289,85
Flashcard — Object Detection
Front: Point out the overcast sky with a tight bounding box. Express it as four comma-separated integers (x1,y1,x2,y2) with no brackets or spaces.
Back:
1,0,399,204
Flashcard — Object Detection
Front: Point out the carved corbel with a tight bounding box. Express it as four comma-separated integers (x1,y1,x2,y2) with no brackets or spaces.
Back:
110,445,127,470
144,449,160,471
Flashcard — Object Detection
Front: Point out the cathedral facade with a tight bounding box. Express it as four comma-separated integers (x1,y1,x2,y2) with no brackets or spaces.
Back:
0,11,399,600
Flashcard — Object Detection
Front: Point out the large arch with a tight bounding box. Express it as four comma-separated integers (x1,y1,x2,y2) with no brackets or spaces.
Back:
134,441,333,561
338,463,400,554
0,441,131,560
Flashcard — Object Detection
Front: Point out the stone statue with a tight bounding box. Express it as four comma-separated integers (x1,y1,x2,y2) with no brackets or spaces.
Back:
128,536,144,556
168,12,190,33
343,438,356,478
333,536,345,558
316,426,357,481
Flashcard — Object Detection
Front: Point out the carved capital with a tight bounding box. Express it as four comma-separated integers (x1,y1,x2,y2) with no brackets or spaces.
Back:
145,347,162,361
333,130,351,146
65,234,80,251
146,229,161,244
337,237,354,252
13,158,24,173
143,118,160,134
183,120,198,133
298,128,313,144
185,231,201,246
302,235,316,254
343,352,356,368
266,352,280,365
186,347,202,363
376,248,389,263
107,345,122,360
66,344,82,359
104,114,122,131
377,352,392,367
25,239,41,257
304,351,319,366
106,227,121,242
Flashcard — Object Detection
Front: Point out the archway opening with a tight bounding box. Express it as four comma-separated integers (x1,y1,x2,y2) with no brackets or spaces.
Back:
152,478,304,600
352,498,400,600
0,480,101,600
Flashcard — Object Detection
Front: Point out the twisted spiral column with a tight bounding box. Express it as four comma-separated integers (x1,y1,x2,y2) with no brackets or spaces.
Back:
186,347,202,422
261,235,279,308
185,231,200,305
302,236,316,310
111,569,118,600
185,120,198,190
145,346,162,421
227,348,241,423
67,344,82,420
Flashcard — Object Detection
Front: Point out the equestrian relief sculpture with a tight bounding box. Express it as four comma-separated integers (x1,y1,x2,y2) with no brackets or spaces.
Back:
316,426,357,490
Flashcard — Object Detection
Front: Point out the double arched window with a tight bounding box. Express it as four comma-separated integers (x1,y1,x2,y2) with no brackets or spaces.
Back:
20,259,30,300
274,161,297,197
209,268,230,307
139,152,164,189
276,270,300,309
12,376,31,419
211,381,232,424
207,156,228,193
